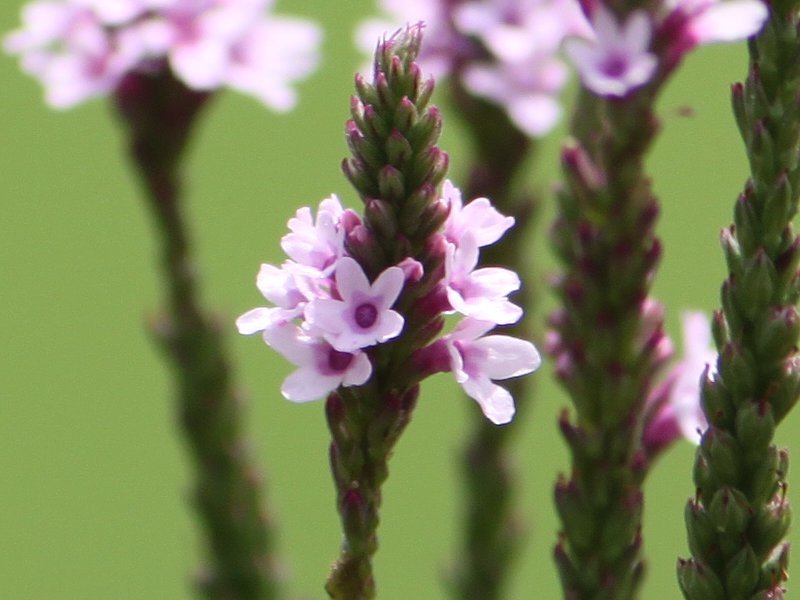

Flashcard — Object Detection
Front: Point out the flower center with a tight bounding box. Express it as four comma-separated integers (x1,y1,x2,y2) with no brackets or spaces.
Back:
601,54,628,78
354,302,378,329
328,349,354,372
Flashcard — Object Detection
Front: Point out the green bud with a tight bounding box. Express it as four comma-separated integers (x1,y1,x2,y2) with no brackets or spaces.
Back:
748,446,781,507
762,172,793,247
375,71,397,108
701,376,732,429
554,478,596,555
736,400,776,456
685,500,717,559
771,362,800,423
739,248,777,317
724,546,760,595
749,119,776,182
756,543,789,591
734,189,760,255
347,123,384,170
710,310,729,351
721,227,744,279
354,73,379,108
416,77,434,111
775,236,800,295
708,487,751,538
755,306,800,362
719,341,757,406
342,158,377,199
750,498,791,558
704,427,742,487
377,165,405,204
693,454,715,503
599,492,642,563
732,82,748,140
677,559,725,600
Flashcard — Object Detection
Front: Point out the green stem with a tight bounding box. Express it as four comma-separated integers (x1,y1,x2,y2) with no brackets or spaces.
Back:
115,70,280,600
679,5,800,598
446,85,537,599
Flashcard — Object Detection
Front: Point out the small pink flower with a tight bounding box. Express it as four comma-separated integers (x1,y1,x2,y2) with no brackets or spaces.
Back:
442,179,514,248
235,263,315,335
264,322,372,402
280,195,345,276
565,7,658,98
304,257,405,352
445,318,542,424
445,233,523,325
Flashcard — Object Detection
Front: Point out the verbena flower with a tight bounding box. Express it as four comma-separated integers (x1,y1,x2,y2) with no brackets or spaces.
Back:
565,7,657,98
356,0,588,137
4,0,322,109
565,0,767,97
238,180,539,417
443,318,541,424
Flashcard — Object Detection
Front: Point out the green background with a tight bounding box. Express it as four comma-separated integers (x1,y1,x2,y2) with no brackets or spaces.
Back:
2,2,797,598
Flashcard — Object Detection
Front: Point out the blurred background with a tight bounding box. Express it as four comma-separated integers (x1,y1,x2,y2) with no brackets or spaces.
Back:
2,1,796,598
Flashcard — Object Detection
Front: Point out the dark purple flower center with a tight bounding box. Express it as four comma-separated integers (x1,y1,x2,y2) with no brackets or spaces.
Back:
354,302,378,328
601,54,629,78
328,349,354,372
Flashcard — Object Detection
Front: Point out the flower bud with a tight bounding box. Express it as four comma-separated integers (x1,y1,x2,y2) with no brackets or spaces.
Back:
685,500,717,559
736,400,775,457
708,487,751,539
750,498,791,557
724,545,759,594
677,559,725,600
739,248,777,317
554,477,595,555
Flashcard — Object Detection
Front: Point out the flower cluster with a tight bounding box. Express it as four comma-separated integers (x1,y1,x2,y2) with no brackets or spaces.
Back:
565,0,768,98
4,0,321,109
357,0,589,137
237,181,541,424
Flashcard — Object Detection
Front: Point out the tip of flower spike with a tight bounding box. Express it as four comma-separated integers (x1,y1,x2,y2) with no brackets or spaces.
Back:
373,23,425,78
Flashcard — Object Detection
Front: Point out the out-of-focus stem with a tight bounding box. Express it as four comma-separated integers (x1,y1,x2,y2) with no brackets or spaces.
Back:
114,70,280,600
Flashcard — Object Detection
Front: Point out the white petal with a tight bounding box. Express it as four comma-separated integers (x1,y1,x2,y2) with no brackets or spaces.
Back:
282,367,341,402
335,256,370,301
235,307,277,335
470,267,521,297
690,2,767,44
462,377,516,424
621,11,653,54
342,352,372,386
473,335,542,379
458,198,515,247
374,310,405,342
304,298,346,335
371,266,405,310
262,322,314,367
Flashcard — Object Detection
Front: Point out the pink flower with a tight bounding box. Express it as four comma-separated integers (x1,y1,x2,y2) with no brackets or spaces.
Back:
669,311,714,444
264,322,372,402
4,0,321,109
235,263,315,335
445,233,523,325
565,7,658,98
304,257,405,352
444,318,542,424
280,195,345,276
442,179,514,248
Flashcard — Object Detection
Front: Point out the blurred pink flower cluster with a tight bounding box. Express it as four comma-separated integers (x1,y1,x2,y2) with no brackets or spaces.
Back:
237,181,541,424
4,0,321,109
357,0,590,137
565,0,768,97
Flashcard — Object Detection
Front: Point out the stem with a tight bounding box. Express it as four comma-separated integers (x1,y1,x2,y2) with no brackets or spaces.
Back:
446,85,537,599
115,70,280,600
678,5,800,598
551,82,665,598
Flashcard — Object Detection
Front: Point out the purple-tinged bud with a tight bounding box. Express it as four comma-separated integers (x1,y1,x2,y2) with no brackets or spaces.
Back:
341,208,363,233
341,488,369,545
700,369,732,428
708,487,751,540
749,446,781,507
723,546,759,594
326,392,347,431
362,103,389,139
721,227,743,278
396,257,424,285
762,171,793,244
411,286,450,319
410,339,452,379
394,96,417,132
377,165,405,202
345,224,385,275
416,200,450,240
562,143,605,192
375,71,395,106
416,76,435,110
354,72,378,107
346,120,383,170
642,396,682,460
554,476,595,554
410,147,449,191
775,235,800,288
365,198,398,239
558,411,589,458
711,309,728,349
677,558,725,600
685,500,716,559
342,158,374,197
407,106,442,150
639,199,660,231
734,190,760,255
386,129,413,167
758,544,789,593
